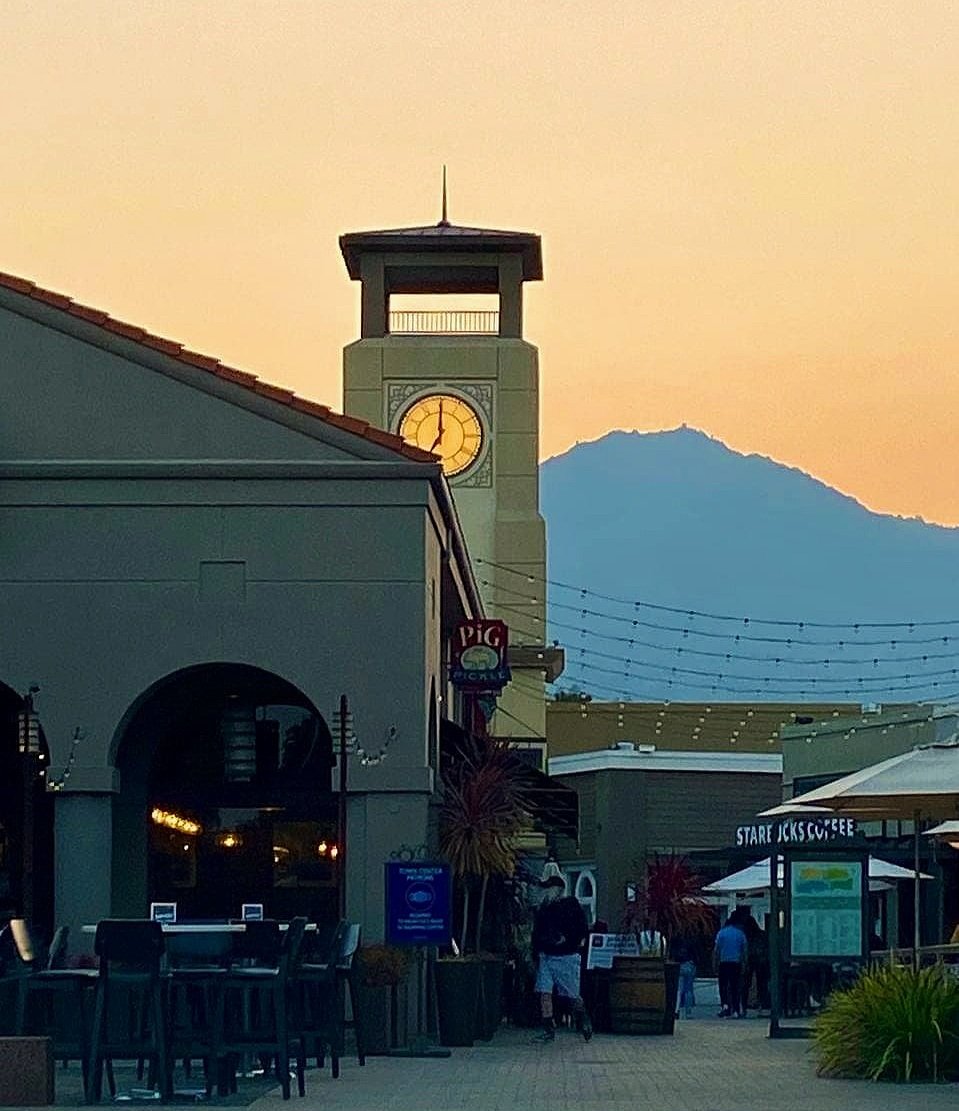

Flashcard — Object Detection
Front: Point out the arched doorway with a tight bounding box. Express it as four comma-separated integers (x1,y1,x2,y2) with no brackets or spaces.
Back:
0,683,54,932
112,664,337,924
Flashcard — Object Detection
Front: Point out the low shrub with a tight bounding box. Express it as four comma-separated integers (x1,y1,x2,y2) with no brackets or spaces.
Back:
813,963,959,1082
357,944,411,987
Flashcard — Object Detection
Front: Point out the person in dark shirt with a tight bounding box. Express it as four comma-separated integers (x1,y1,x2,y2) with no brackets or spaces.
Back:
531,876,592,1042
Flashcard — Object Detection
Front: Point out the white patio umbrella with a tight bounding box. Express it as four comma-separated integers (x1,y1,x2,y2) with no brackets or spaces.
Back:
761,740,959,950
703,856,932,895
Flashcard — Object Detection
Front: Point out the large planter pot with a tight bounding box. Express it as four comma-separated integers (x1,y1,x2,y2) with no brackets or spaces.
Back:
609,956,680,1035
476,956,505,1040
435,958,481,1047
354,982,394,1055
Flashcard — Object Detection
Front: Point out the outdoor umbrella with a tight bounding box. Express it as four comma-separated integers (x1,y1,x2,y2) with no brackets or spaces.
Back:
703,856,932,895
760,740,959,951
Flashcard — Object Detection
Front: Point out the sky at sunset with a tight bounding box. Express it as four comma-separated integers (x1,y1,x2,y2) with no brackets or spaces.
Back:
4,1,958,524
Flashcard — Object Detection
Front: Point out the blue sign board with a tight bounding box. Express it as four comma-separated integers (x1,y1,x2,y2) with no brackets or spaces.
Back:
385,862,452,946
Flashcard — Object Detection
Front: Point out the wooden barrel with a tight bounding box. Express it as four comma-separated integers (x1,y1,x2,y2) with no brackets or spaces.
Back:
609,957,678,1035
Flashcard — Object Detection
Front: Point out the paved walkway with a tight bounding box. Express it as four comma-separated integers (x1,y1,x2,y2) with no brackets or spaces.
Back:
249,1018,959,1111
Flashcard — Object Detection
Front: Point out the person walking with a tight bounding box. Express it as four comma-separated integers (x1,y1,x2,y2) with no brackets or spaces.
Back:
531,875,593,1043
671,937,697,1019
713,915,748,1018
736,909,769,1016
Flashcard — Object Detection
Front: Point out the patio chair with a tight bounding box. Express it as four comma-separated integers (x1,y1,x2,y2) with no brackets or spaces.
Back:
295,922,364,1083
87,919,170,1103
13,922,100,1100
220,917,308,1100
165,929,234,1097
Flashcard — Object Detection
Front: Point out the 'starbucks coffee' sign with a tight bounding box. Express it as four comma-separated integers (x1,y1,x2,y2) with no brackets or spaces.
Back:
736,816,857,848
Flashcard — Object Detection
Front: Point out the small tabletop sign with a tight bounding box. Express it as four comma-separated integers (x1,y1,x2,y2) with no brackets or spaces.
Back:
150,902,177,925
586,932,640,970
385,862,452,946
241,903,264,922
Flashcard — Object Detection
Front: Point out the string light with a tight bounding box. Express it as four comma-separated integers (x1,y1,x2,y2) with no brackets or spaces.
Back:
486,582,959,664
477,558,959,632
47,726,84,792
499,611,959,700
151,808,202,836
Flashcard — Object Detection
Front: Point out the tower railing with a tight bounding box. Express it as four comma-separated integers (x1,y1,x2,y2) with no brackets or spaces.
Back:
388,310,499,335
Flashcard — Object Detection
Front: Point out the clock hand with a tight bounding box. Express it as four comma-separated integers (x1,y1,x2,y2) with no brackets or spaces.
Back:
430,400,445,451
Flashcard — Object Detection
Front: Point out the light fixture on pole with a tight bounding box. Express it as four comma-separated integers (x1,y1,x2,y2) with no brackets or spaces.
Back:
17,684,41,924
331,696,355,920
330,700,398,920
17,686,40,755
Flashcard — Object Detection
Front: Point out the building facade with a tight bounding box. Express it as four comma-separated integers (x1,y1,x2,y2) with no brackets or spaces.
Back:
0,270,482,942
545,700,905,928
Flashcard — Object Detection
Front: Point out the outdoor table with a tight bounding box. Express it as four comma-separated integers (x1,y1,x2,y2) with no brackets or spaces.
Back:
81,922,316,933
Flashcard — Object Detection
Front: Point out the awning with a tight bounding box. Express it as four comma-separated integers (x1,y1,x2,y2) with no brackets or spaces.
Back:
440,720,579,841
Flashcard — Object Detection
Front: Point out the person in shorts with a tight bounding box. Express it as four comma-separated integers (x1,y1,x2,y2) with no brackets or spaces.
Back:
531,875,593,1042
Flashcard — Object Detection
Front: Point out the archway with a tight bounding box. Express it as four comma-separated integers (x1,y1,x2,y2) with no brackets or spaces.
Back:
0,682,53,932
112,664,337,923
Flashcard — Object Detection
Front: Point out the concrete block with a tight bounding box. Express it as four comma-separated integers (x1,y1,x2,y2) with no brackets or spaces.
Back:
0,1037,54,1106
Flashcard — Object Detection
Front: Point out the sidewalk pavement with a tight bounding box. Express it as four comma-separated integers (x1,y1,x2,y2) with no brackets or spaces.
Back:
250,1015,959,1111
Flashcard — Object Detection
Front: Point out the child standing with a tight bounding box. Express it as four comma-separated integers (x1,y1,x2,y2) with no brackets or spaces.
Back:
671,938,697,1019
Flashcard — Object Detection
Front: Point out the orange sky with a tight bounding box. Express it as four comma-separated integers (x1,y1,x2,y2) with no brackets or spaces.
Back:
4,1,958,524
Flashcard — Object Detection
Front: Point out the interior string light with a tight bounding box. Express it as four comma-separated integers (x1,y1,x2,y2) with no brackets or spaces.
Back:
475,558,959,632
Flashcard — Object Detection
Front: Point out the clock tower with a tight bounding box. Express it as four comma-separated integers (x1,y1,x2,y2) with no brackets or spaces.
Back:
340,213,562,749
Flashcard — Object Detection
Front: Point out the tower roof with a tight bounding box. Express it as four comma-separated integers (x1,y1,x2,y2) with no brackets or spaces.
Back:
339,222,543,281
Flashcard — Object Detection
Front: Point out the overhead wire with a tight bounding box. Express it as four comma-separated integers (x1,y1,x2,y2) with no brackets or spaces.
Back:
476,558,959,632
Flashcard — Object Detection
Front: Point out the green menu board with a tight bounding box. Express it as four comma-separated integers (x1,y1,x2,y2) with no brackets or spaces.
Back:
789,859,863,958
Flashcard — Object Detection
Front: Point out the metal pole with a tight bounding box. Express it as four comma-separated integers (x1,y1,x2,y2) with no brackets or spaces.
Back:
338,693,348,921
22,753,35,924
19,692,38,925
913,808,921,967
768,853,782,1039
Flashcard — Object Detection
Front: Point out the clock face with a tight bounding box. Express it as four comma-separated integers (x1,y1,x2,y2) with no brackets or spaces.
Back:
398,393,484,476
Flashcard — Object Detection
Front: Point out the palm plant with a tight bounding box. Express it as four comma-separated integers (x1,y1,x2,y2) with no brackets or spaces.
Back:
439,734,529,954
624,852,714,941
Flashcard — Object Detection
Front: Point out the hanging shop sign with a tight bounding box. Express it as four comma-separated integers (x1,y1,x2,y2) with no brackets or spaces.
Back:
450,619,511,691
735,816,858,848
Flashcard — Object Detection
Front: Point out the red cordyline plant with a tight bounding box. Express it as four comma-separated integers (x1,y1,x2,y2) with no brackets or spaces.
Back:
624,853,715,941
439,735,529,955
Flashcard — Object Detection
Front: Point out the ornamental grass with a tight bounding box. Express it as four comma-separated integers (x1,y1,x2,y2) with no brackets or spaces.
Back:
813,963,959,1083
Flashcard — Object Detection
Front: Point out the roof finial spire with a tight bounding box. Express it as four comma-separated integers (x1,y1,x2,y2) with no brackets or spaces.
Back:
439,165,450,227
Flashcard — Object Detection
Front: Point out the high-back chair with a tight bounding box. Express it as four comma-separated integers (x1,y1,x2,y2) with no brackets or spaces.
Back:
230,919,282,967
292,920,348,1077
220,917,308,1100
294,922,364,1082
13,921,99,1100
87,920,169,1103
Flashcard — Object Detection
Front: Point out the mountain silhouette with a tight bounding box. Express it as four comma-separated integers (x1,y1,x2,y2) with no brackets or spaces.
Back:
539,428,959,703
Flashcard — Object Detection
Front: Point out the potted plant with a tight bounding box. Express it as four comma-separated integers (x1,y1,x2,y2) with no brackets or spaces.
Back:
436,734,527,1045
619,853,714,1034
354,944,411,1054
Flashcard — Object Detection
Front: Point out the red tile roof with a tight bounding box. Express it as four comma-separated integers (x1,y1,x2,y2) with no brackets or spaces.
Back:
0,269,438,464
